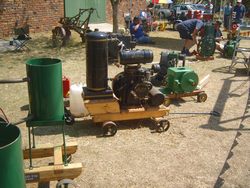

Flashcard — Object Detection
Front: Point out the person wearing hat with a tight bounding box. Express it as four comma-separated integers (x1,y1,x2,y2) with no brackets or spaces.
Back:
129,16,155,44
233,0,246,24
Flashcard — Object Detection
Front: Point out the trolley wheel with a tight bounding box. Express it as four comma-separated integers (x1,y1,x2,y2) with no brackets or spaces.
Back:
164,98,171,107
64,114,75,126
38,182,50,188
156,120,170,133
56,179,77,188
102,121,117,137
197,92,207,102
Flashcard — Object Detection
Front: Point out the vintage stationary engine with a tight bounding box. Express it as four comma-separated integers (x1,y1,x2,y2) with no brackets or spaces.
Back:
224,23,241,58
107,33,136,64
160,67,199,94
223,38,240,58
197,22,216,57
151,51,185,87
112,49,165,107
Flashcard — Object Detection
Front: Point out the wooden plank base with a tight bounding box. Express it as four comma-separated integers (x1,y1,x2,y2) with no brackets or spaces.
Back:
23,141,78,159
24,142,82,184
85,98,120,115
92,105,169,123
25,163,82,183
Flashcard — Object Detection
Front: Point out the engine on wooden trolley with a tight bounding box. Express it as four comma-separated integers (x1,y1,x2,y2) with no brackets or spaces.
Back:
112,49,165,107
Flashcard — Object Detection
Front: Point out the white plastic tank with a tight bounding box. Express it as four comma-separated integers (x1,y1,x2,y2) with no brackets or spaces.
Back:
69,83,89,117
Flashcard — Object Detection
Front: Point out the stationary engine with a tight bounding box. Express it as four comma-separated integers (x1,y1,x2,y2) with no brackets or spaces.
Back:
223,38,240,58
112,49,165,107
224,22,241,58
107,33,136,64
197,22,216,57
151,51,185,87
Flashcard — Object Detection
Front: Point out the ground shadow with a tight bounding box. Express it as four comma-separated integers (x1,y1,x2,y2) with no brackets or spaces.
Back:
200,76,250,132
212,65,234,75
212,65,250,77
32,118,159,138
213,85,250,187
137,37,183,51
168,97,198,107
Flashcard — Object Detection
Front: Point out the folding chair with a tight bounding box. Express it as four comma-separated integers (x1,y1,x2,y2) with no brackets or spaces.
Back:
12,25,31,51
230,25,250,75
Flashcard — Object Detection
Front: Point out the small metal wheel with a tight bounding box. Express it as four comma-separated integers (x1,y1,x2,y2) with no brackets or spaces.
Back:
65,114,75,126
156,120,170,133
56,179,77,188
197,92,208,102
102,121,117,137
38,182,50,188
52,26,71,48
164,98,171,107
52,27,65,48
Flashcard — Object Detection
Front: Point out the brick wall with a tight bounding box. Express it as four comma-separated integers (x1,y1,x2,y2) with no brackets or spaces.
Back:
0,0,64,38
106,0,148,28
0,0,148,38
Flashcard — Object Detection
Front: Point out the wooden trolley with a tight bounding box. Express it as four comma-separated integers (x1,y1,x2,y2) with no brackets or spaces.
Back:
23,141,82,187
84,97,170,136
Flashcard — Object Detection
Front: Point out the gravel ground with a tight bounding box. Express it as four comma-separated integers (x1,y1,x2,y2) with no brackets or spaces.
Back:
0,28,249,188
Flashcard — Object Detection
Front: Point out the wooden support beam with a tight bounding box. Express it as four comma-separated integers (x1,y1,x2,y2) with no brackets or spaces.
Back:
92,106,169,123
198,74,210,89
84,98,120,115
54,146,63,165
23,142,78,159
25,163,83,183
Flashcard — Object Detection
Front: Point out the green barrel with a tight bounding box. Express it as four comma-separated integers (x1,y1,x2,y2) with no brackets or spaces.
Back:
0,124,26,188
26,58,64,126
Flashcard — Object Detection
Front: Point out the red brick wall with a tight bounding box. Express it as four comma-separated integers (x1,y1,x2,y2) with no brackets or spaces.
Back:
106,0,148,28
0,0,64,38
0,0,147,38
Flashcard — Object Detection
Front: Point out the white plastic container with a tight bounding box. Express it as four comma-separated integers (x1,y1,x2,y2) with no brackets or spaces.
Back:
69,83,89,117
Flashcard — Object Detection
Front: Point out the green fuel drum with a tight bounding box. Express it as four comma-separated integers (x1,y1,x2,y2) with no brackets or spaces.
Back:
0,124,26,188
26,58,64,126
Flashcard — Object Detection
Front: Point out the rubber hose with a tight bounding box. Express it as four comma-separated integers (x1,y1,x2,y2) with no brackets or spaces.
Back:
0,77,28,84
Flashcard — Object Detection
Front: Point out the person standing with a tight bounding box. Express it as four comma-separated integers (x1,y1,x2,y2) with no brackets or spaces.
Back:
223,2,232,30
205,0,213,14
176,19,204,56
233,0,246,24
